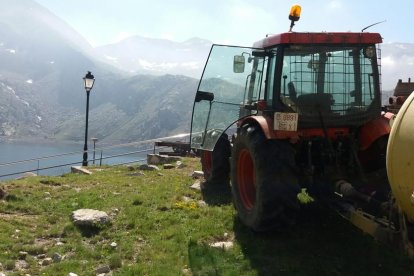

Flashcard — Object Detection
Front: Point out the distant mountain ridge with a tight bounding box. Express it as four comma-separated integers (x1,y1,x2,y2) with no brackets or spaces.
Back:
96,36,211,78
0,0,198,143
0,0,413,143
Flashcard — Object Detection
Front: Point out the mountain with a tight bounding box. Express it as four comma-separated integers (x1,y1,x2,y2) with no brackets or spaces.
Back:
53,75,198,143
0,0,198,143
96,36,211,78
1,0,414,144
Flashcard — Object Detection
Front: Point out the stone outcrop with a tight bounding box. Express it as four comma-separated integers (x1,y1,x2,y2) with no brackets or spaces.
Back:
72,209,110,227
71,166,92,175
147,154,182,165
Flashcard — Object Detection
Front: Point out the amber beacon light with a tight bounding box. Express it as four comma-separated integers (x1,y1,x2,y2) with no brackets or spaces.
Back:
288,5,301,32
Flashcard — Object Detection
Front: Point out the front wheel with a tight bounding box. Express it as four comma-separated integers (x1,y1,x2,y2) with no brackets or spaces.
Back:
200,133,231,185
231,124,300,231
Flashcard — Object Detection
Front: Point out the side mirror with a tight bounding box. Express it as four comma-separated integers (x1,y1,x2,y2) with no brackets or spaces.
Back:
233,55,245,73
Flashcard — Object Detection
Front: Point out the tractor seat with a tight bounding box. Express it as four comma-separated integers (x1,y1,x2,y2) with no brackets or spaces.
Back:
296,93,334,115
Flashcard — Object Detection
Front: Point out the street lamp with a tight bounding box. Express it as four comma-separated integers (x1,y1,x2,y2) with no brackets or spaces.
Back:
82,71,95,166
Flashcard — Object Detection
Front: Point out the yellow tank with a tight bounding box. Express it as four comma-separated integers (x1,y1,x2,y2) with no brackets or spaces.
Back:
387,92,414,221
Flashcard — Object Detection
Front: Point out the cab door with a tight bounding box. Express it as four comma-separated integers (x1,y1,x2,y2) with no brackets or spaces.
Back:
190,45,265,151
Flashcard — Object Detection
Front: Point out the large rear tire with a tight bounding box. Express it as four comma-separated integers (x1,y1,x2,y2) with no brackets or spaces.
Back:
231,124,300,231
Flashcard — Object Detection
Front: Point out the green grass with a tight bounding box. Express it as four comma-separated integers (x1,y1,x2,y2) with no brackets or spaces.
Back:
0,157,413,275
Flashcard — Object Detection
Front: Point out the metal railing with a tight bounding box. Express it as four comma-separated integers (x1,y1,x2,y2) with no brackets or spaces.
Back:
0,133,190,180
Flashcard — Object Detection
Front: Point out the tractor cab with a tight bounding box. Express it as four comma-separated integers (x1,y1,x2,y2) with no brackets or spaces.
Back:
190,32,383,151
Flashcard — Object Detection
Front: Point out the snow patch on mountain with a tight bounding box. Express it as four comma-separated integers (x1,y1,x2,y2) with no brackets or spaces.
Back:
1,82,30,107
96,36,211,78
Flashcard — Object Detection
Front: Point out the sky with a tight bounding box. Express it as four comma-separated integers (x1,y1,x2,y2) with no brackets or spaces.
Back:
34,0,412,47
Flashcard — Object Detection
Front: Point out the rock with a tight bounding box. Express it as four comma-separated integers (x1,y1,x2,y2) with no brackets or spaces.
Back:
0,272,5,276
190,181,201,191
68,273,78,276
182,196,192,202
147,154,162,165
176,161,186,168
163,164,175,169
72,209,110,227
40,258,53,266
192,171,204,179
15,259,30,270
18,251,28,259
71,166,92,175
147,165,160,171
126,165,135,171
147,154,182,165
209,241,234,250
95,265,111,274
139,164,160,171
52,253,63,262
110,242,117,248
37,254,46,259
16,172,37,180
198,200,207,207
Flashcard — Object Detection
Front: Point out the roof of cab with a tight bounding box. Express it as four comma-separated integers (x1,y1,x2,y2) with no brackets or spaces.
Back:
253,32,382,48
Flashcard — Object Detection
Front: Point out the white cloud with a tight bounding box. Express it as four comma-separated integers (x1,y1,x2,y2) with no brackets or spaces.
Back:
26,79,33,84
180,61,201,70
382,56,395,67
112,31,133,43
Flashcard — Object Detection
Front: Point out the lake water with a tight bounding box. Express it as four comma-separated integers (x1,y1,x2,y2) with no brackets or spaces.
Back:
0,141,150,180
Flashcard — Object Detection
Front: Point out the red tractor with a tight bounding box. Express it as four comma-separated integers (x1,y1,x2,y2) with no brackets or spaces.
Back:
190,6,402,246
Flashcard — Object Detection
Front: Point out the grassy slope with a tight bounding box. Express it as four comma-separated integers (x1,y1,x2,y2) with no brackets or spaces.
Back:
0,158,413,275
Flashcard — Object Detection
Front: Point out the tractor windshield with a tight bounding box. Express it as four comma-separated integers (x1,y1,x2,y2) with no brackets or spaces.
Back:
191,45,265,151
279,44,381,127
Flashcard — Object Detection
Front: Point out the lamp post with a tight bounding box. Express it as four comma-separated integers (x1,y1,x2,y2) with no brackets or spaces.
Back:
82,71,95,166
92,137,98,165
